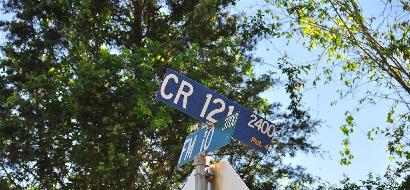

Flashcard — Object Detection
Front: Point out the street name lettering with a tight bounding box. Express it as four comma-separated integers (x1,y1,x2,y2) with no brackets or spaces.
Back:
156,68,276,156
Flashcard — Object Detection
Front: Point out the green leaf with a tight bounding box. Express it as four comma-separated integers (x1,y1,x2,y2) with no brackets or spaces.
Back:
6,91,19,106
345,114,354,126
340,125,349,136
342,61,359,71
405,152,410,159
343,139,349,147
367,131,374,141
386,108,395,123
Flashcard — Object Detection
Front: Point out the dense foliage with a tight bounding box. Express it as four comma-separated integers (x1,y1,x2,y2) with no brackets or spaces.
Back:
0,0,320,189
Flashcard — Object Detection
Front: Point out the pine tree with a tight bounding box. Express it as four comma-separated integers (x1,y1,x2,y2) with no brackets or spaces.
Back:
0,0,319,189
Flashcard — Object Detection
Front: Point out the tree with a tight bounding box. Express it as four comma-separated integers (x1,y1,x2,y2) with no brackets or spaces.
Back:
264,0,410,172
0,0,319,189
322,168,410,190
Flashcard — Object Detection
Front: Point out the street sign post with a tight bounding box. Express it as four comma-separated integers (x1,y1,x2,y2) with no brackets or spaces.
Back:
156,68,276,190
156,68,276,154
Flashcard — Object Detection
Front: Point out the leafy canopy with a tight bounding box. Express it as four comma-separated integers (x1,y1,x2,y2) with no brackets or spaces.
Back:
0,0,319,189
265,0,410,178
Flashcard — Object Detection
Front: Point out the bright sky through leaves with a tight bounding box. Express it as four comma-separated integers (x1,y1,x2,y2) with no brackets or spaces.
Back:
236,0,393,183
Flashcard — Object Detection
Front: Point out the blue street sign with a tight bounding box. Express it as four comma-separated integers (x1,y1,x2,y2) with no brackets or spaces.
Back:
177,125,234,167
156,68,275,154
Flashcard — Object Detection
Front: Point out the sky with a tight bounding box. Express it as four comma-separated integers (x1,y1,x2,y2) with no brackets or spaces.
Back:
236,0,395,184
254,39,391,184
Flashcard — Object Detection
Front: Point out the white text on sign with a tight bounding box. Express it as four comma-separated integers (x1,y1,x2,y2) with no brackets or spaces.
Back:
178,127,215,164
160,73,235,123
248,115,276,138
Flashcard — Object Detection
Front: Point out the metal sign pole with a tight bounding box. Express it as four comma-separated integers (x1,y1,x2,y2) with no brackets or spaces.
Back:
193,152,209,190
194,122,214,190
